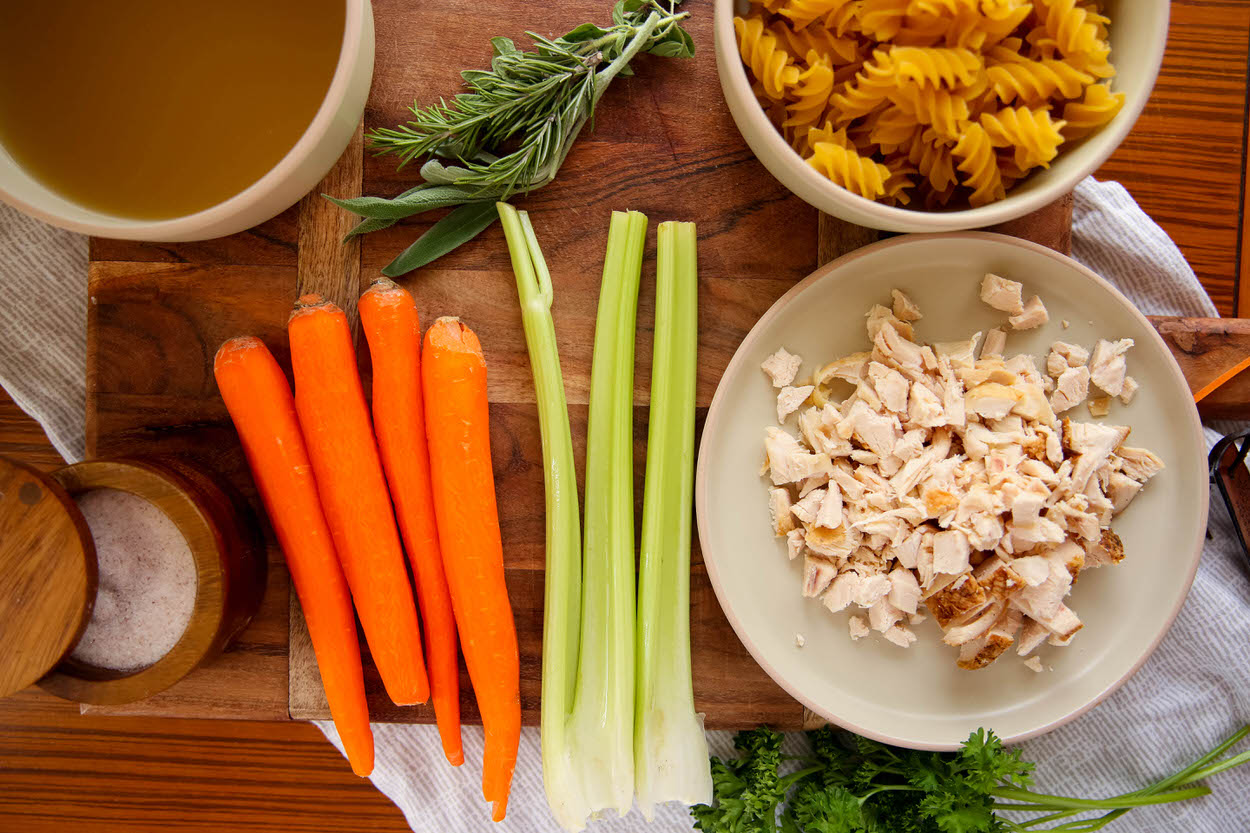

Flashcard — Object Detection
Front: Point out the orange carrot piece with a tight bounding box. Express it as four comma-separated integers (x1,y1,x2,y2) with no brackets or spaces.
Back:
288,296,430,706
1193,355,1250,404
359,279,464,767
422,317,520,822
214,336,374,776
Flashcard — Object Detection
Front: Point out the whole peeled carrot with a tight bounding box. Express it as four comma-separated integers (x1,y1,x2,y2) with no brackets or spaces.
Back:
359,279,463,767
288,296,429,706
422,317,519,822
213,336,374,776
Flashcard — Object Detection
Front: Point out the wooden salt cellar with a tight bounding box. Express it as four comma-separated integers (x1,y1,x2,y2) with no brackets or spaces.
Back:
0,456,264,705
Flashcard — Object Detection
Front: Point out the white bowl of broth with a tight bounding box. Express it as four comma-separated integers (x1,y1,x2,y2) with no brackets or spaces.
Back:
0,0,373,242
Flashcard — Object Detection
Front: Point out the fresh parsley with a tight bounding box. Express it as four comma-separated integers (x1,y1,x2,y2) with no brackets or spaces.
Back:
691,725,1250,833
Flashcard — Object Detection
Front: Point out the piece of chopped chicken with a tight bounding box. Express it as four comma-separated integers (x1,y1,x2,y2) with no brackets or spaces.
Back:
1089,338,1134,396
892,289,923,322
1087,396,1111,418
1083,528,1125,567
956,609,1020,669
981,327,1007,358
777,385,813,422
1009,295,1049,330
1023,656,1044,672
802,554,839,597
769,488,795,535
786,529,805,561
1119,376,1138,405
1115,446,1165,483
764,427,828,485
848,615,869,640
966,382,1021,420
1050,366,1090,413
884,624,918,647
981,273,1024,315
761,347,803,388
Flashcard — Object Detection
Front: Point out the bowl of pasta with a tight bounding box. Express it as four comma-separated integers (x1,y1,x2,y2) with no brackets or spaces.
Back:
713,0,1168,232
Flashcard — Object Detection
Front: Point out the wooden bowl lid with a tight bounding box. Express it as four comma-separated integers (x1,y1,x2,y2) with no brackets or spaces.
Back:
0,457,97,698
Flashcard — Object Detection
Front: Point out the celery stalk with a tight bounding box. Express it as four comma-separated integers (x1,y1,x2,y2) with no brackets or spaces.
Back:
498,204,585,827
566,209,648,820
634,221,712,817
500,205,647,830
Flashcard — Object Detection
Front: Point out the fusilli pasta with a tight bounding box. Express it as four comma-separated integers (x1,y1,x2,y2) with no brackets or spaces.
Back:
734,0,1121,208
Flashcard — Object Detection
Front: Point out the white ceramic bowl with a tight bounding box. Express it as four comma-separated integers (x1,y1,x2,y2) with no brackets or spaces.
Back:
713,0,1169,232
0,0,374,242
696,233,1206,749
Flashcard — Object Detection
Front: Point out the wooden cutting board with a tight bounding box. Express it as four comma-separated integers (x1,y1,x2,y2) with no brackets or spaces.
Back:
83,0,1249,727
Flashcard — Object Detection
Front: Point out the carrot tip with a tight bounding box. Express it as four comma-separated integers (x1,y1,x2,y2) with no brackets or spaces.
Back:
446,750,464,767
490,798,508,822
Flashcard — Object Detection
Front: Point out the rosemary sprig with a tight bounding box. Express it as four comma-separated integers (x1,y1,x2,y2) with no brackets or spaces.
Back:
327,0,694,276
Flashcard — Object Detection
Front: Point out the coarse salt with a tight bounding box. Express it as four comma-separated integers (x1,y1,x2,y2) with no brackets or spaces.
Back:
70,489,197,671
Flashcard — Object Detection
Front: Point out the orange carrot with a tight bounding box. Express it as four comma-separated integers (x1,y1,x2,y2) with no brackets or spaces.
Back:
421,317,520,822
288,296,430,706
213,336,374,776
359,279,463,767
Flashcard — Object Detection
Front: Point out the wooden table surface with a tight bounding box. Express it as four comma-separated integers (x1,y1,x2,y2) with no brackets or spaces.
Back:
3,2,1250,830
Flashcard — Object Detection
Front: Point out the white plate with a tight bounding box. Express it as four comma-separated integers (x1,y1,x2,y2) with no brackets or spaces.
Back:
695,233,1207,750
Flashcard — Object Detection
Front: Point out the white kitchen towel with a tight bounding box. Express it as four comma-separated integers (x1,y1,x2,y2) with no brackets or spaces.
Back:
1,177,1247,832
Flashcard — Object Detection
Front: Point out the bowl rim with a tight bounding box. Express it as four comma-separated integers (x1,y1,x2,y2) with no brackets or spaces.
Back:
0,0,370,237
711,0,1171,231
694,231,1208,750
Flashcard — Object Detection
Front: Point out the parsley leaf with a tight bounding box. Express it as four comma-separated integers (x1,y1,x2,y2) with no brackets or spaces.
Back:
691,725,1250,833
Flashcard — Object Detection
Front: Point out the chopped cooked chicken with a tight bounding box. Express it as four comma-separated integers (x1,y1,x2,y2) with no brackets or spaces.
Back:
1119,376,1139,405
981,273,1024,315
786,529,805,561
1047,341,1089,378
1009,295,1049,330
892,289,923,322
1087,396,1111,418
1023,655,1045,672
803,554,839,597
761,282,1160,670
1049,366,1090,413
1083,528,1125,567
982,327,1007,358
761,347,803,388
769,488,795,535
884,624,918,647
777,385,813,422
1115,446,1165,483
966,382,1020,419
1089,338,1134,396
765,427,828,485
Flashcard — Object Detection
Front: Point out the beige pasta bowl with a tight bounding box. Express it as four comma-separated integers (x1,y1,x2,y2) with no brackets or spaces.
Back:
695,233,1206,749
712,0,1169,232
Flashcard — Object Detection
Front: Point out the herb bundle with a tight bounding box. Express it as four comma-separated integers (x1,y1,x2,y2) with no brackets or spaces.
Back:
328,0,694,276
691,725,1250,833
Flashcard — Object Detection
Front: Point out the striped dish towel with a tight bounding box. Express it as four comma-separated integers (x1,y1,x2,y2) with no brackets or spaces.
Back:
1,178,1246,832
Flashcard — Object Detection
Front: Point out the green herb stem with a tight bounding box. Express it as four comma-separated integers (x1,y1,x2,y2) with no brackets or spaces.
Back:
330,1,694,274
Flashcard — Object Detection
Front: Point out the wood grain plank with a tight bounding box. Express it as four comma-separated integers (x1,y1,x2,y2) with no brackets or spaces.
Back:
1095,0,1250,315
296,122,365,331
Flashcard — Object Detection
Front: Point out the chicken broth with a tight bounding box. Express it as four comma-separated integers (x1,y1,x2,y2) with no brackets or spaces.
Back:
0,0,344,220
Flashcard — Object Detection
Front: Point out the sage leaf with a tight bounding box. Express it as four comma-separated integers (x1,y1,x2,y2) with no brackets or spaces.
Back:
380,202,500,277
324,185,478,220
343,216,397,241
